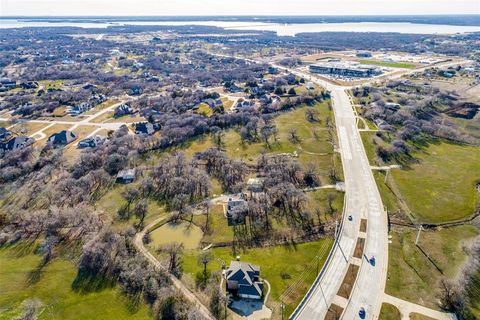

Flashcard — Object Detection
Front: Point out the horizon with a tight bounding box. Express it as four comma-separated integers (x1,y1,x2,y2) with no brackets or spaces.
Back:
1,0,479,17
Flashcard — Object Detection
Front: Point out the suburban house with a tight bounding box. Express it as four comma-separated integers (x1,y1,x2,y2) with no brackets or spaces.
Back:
77,135,105,149
116,168,136,184
114,103,133,117
227,83,244,93
21,81,39,89
67,102,91,116
0,127,12,140
226,199,248,226
305,82,315,90
0,135,34,151
204,98,223,109
0,78,16,91
134,122,155,135
48,130,77,146
234,99,254,109
225,260,263,300
128,86,143,96
67,94,106,116
247,178,264,193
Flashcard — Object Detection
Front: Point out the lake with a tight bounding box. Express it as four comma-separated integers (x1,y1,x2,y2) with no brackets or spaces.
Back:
1,19,480,36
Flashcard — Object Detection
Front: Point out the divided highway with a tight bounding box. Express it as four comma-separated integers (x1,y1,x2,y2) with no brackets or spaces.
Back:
289,83,388,320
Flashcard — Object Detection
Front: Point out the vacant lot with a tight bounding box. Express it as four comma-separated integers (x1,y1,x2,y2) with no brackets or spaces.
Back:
0,245,151,320
386,225,478,310
391,142,480,223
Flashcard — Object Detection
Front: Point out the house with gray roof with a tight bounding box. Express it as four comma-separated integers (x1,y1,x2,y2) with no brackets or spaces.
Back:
226,199,248,226
225,260,263,300
48,130,77,146
0,127,11,141
116,168,136,184
1,135,34,151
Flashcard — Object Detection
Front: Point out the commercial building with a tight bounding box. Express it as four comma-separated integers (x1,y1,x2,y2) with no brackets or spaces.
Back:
309,62,379,78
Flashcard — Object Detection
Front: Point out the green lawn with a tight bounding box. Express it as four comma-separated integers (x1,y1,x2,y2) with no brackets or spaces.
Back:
182,238,334,317
0,245,152,320
379,303,401,320
149,221,204,250
391,142,480,223
359,59,416,69
386,225,478,310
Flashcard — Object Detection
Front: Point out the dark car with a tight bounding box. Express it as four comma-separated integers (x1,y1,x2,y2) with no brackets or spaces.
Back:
359,307,366,319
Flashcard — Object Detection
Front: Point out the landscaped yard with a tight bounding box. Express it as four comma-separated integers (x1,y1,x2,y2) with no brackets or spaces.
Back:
386,225,478,310
0,245,152,320
181,238,334,317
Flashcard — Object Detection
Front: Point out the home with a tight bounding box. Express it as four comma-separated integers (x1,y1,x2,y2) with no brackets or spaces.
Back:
62,59,75,65
21,81,39,89
0,78,16,91
225,259,263,300
48,130,77,146
135,122,155,135
247,178,264,193
67,102,91,116
305,82,315,90
114,103,133,117
268,66,279,74
116,168,136,184
0,127,11,140
204,98,223,109
226,199,248,226
82,83,97,90
234,99,253,109
128,86,143,96
77,135,105,149
0,135,34,151
227,83,244,93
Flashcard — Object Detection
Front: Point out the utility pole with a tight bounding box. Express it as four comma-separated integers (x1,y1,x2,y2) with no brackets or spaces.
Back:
384,169,389,184
415,225,423,246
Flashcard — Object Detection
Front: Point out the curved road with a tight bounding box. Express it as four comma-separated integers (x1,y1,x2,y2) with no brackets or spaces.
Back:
134,215,215,320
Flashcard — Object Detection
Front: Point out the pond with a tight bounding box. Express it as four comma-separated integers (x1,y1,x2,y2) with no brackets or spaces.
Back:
150,221,203,250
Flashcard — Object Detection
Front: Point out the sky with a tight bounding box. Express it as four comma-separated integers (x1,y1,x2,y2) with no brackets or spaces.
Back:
0,0,479,16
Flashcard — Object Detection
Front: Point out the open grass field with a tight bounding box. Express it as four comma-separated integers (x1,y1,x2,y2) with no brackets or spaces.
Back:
379,303,401,320
359,59,416,69
0,245,151,320
391,142,480,223
386,225,478,310
181,238,334,317
149,221,203,250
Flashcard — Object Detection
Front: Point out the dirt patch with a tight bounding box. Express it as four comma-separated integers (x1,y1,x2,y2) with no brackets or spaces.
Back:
354,238,366,259
360,219,368,233
337,264,360,299
325,304,344,320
